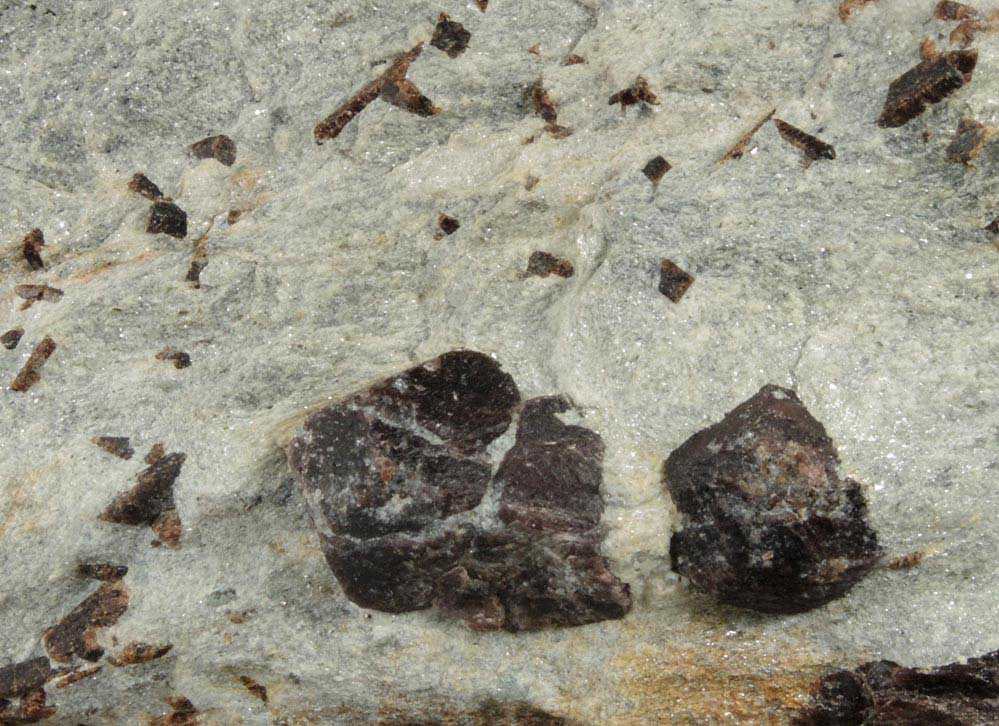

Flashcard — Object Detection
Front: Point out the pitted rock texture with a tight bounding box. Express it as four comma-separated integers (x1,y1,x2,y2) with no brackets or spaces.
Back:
664,385,882,613
794,650,999,725
288,350,631,630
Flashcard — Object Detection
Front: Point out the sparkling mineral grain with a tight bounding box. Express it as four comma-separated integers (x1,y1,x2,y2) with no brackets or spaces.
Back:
288,351,631,630
664,385,882,613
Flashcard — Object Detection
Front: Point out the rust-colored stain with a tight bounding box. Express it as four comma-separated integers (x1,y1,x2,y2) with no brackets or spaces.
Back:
609,623,830,724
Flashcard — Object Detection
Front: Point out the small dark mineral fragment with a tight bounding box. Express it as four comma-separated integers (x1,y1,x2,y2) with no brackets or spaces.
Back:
475,0,488,10
793,650,999,725
107,642,173,667
10,336,56,392
664,385,883,613
608,76,659,109
155,348,191,369
528,78,559,123
288,351,631,630
526,251,574,278
887,549,925,570
20,228,45,271
986,216,999,234
935,0,980,20
226,209,243,225
43,580,129,662
314,44,424,143
430,13,470,58
563,54,586,65
99,451,186,548
77,562,128,581
150,696,199,726
2,328,24,350
92,436,135,460
946,118,995,165
239,676,268,702
718,107,776,162
877,49,978,128
773,118,836,164
435,213,460,238
189,134,237,166
658,259,694,303
147,201,188,239
128,173,164,200
185,234,209,287
14,284,63,308
380,77,439,117
642,155,672,184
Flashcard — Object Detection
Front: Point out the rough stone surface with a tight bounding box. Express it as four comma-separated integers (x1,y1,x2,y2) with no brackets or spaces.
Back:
665,385,883,613
3,1,999,723
794,650,999,725
288,351,631,631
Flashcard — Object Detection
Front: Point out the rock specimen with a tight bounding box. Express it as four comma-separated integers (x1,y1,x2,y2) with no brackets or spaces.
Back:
773,119,836,164
430,13,470,58
189,134,237,166
287,350,631,631
20,228,45,270
664,385,882,613
877,50,977,128
10,336,56,392
99,451,186,548
127,172,164,200
1,328,24,350
43,580,129,662
642,155,672,184
526,251,574,278
658,258,694,303
946,118,994,165
794,650,999,725
147,201,188,239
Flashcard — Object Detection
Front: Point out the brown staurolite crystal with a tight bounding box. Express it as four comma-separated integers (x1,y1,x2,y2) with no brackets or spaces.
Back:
147,201,188,239
21,228,45,270
877,49,978,127
287,351,631,630
663,385,882,613
430,13,470,58
794,650,999,725
658,259,694,303
189,134,236,166
43,580,129,662
526,251,574,278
